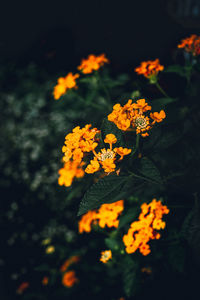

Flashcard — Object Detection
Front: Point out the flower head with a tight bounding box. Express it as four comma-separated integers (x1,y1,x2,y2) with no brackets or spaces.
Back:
135,59,164,80
42,277,49,285
85,134,131,174
78,54,109,74
108,99,165,137
123,199,169,256
58,161,85,187
62,271,78,287
53,72,79,100
78,200,124,233
60,256,80,272
100,250,112,263
16,282,29,294
45,245,55,254
178,34,200,56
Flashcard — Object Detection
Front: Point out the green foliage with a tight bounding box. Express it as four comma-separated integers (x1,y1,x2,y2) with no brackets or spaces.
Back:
78,175,128,215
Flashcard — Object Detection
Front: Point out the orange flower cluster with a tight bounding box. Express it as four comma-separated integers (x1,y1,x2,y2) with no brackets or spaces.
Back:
42,276,49,285
178,34,200,56
78,200,124,233
108,99,166,137
60,255,80,272
135,59,164,79
85,134,131,174
58,160,85,187
16,282,29,294
62,124,99,164
62,270,78,288
53,72,79,100
78,54,109,74
123,199,169,256
100,250,112,263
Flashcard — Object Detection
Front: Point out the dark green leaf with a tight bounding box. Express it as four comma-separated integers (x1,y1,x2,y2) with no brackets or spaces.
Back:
122,256,139,297
78,175,128,216
105,237,119,250
164,65,187,78
137,157,162,184
118,207,140,229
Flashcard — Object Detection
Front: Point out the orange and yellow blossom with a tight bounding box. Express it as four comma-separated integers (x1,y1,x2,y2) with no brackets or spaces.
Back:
42,277,49,285
178,34,200,56
78,54,109,74
62,124,100,164
85,134,131,174
108,99,166,137
53,72,80,100
78,200,124,233
78,210,98,233
58,160,85,187
135,59,164,79
16,282,29,294
123,199,169,256
60,256,80,272
100,250,112,263
62,270,78,287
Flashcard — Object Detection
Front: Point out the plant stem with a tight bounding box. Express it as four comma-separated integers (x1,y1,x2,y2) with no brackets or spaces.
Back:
131,134,140,156
155,82,170,98
95,72,112,109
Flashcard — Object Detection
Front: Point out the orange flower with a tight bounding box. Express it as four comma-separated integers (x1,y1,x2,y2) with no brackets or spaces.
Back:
78,54,109,74
114,147,132,160
78,200,124,233
178,34,200,56
53,72,79,100
135,59,164,79
60,256,80,272
150,110,166,124
58,160,85,187
62,124,99,164
78,210,98,233
100,250,112,263
85,134,131,174
16,282,29,294
62,271,78,287
108,99,165,137
123,199,169,256
42,276,49,285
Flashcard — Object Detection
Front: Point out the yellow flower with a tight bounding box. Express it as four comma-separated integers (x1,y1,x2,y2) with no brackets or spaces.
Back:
114,147,131,160
41,238,51,245
78,210,98,233
150,110,166,124
53,72,79,100
85,158,100,174
45,245,55,254
78,54,109,74
100,250,112,263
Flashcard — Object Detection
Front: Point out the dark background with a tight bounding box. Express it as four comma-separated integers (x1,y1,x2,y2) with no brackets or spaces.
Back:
0,0,200,73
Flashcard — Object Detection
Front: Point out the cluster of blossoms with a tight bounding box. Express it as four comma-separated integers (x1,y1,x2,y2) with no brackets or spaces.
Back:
135,59,164,81
53,54,108,99
100,250,112,263
78,54,109,74
78,200,124,233
60,255,80,272
58,160,85,187
85,134,131,174
60,255,80,288
108,99,166,137
16,282,29,295
178,34,200,56
123,199,169,256
42,276,49,285
62,271,78,288
53,72,79,100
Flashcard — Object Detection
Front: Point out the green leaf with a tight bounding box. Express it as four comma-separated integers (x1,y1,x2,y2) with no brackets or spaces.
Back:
164,65,187,78
122,256,139,297
101,118,125,147
151,97,177,111
77,175,128,216
105,237,119,250
135,157,162,185
167,242,186,273
118,207,140,229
